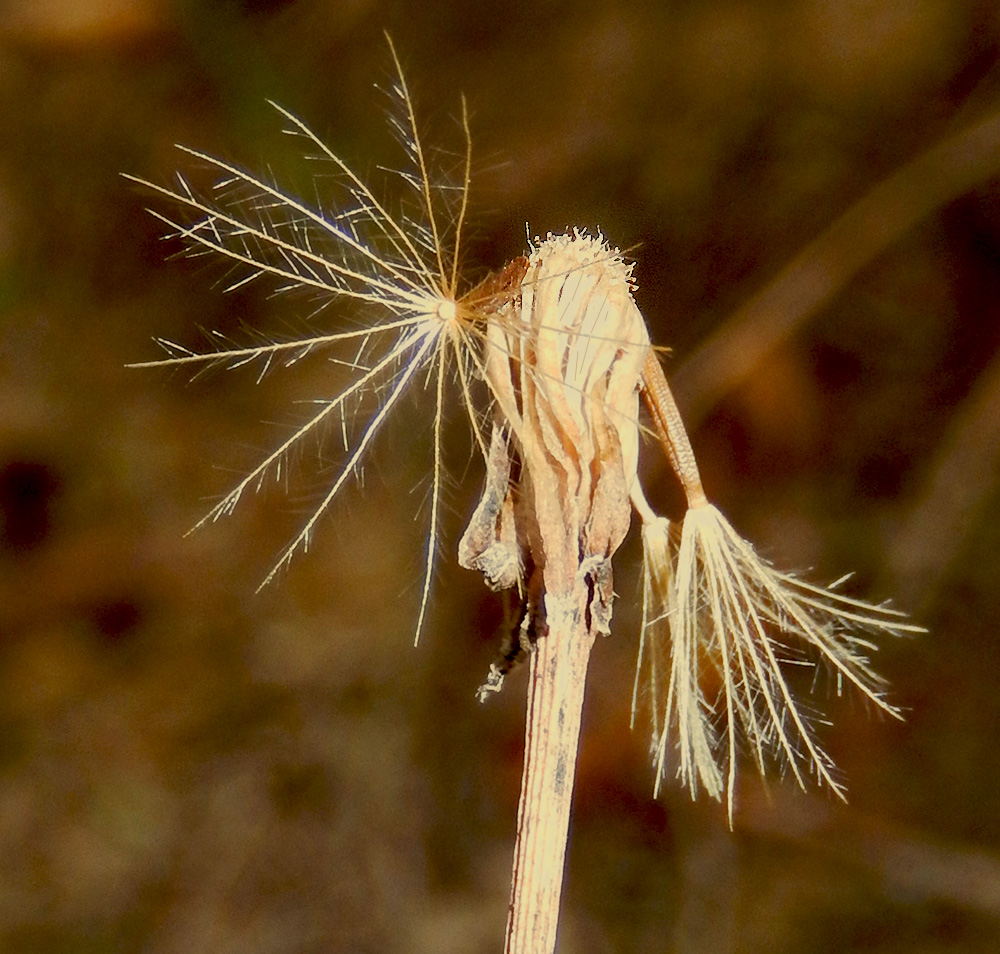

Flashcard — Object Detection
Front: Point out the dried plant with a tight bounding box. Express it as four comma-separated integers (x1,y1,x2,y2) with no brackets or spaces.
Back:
128,38,920,954
629,354,922,820
633,506,919,819
125,38,509,644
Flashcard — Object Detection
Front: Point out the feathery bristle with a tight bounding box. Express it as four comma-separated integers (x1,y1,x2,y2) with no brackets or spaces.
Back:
635,503,922,820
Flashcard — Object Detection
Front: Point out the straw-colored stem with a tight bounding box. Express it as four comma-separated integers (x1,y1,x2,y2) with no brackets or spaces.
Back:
504,590,594,954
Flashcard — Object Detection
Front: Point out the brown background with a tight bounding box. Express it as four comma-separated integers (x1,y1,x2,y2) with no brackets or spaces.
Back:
2,1,1000,951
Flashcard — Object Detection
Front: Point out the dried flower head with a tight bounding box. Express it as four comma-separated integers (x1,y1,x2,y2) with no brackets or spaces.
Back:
477,231,649,593
128,42,920,826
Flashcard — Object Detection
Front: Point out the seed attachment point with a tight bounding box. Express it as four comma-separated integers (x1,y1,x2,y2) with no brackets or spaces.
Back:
436,299,457,323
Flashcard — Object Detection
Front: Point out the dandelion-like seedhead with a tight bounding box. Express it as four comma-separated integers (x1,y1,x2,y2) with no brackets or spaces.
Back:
126,39,531,645
632,505,921,820
129,42,919,821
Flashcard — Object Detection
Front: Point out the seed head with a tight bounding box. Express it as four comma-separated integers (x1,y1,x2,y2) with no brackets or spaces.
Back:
128,41,921,823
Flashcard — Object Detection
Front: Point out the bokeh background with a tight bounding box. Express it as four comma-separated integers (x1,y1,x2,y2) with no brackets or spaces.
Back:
3,1,1000,951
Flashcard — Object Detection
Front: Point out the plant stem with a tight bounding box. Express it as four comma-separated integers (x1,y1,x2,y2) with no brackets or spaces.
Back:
504,590,595,954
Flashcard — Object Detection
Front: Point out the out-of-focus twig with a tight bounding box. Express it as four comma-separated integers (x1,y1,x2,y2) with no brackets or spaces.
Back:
889,349,1000,609
673,106,1000,425
737,785,1000,919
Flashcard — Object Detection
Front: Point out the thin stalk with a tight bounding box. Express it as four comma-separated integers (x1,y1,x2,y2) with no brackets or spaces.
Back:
642,350,707,508
504,589,595,954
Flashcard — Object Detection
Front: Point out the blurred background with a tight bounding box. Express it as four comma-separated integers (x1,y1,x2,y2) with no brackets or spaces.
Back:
2,0,1000,951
